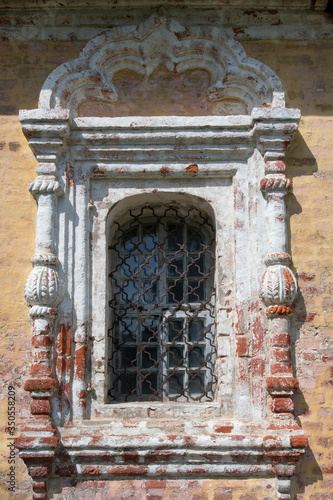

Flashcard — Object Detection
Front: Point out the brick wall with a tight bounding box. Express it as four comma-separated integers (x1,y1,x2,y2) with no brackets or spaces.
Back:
0,25,332,500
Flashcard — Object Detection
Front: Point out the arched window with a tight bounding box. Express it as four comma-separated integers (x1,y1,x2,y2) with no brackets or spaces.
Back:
108,204,216,402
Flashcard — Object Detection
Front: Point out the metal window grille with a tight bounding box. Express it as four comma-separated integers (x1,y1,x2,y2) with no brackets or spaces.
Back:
108,205,216,402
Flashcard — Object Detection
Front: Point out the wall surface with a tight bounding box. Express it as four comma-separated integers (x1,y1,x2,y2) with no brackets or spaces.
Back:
0,5,332,499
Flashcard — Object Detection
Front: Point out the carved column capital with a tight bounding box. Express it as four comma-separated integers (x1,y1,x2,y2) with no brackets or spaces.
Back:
29,175,63,197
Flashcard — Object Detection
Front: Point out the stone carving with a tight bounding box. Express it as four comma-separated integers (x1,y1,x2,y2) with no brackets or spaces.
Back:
29,176,63,196
261,265,297,308
260,177,293,192
25,262,64,317
38,15,285,114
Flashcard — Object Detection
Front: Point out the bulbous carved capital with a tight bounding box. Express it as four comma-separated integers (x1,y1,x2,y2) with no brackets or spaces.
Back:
261,265,297,307
29,176,63,197
260,177,293,192
25,265,64,310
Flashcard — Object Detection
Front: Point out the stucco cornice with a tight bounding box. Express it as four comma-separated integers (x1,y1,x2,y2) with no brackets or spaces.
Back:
0,0,328,10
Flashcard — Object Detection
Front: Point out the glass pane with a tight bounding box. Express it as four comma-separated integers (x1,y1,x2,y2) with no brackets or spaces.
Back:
189,346,205,368
142,318,159,342
121,346,137,368
121,280,138,303
167,280,183,303
121,255,138,277
141,224,158,252
188,372,205,395
141,254,158,278
188,280,204,302
142,347,158,368
188,228,203,252
168,373,184,396
167,224,183,251
141,281,157,304
120,373,137,395
168,320,184,342
142,372,158,394
188,319,205,342
119,318,139,342
168,345,184,368
167,254,183,277
187,255,204,277
121,228,138,252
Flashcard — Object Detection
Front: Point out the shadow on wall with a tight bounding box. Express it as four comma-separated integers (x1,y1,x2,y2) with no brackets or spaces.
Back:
284,131,323,496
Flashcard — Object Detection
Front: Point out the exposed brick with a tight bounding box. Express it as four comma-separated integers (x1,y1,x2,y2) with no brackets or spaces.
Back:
272,347,291,362
30,399,51,415
272,397,294,413
236,336,248,356
24,378,57,391
271,333,290,346
145,480,167,489
290,435,308,448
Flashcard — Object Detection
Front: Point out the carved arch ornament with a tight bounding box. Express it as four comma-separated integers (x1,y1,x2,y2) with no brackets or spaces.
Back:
17,16,307,500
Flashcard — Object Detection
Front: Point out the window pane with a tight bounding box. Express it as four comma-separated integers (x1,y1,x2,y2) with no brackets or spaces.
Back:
168,373,184,396
188,228,203,252
141,281,157,304
142,347,158,368
167,223,183,251
121,228,138,252
141,224,158,252
168,345,184,368
167,279,183,303
142,373,158,394
167,254,183,277
121,255,139,277
188,319,205,342
141,254,158,278
121,280,138,303
187,255,204,277
189,346,205,368
119,318,139,342
142,318,159,342
188,372,205,396
168,320,184,342
187,280,204,302
120,373,137,395
121,346,137,368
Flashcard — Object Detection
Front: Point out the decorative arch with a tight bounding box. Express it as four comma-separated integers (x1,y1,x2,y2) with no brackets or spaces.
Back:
39,15,285,114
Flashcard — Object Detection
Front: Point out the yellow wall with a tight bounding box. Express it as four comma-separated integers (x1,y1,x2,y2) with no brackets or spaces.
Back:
0,39,332,499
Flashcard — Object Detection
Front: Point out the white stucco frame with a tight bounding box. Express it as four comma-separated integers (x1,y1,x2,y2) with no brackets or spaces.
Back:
17,16,308,500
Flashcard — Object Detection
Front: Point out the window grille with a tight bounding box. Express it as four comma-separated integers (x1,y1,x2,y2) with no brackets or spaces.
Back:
108,205,216,402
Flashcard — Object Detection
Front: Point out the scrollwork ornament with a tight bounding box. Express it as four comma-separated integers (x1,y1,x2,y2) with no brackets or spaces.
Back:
260,265,297,307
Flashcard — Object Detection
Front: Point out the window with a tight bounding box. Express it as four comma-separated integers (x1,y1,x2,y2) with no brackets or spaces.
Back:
108,204,216,402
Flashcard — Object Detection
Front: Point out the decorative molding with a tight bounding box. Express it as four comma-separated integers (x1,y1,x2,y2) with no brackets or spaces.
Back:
17,16,306,500
260,177,293,192
28,177,63,197
261,265,298,308
38,15,286,114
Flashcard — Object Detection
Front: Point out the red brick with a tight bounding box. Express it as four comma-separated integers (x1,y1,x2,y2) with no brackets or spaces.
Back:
272,347,291,362
145,480,167,489
267,376,299,391
213,425,234,433
271,333,290,346
32,336,52,348
236,336,248,356
24,378,57,392
271,363,293,375
30,400,51,415
82,466,100,475
271,397,294,413
29,467,52,478
290,435,308,448
30,364,53,377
